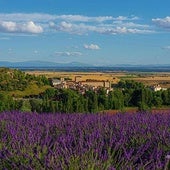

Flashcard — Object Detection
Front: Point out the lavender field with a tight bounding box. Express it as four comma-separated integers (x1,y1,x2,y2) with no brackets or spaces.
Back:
0,112,170,169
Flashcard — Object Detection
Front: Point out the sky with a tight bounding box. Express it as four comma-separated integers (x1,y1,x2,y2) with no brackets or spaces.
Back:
0,0,170,65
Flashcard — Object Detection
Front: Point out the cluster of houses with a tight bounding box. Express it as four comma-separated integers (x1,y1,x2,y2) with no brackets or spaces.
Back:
50,76,112,94
50,76,168,94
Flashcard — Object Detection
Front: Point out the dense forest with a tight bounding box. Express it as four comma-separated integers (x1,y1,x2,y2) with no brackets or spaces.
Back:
0,68,170,113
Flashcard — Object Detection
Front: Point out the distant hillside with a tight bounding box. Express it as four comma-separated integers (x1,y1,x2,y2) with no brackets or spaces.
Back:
0,61,91,68
1,61,170,72
0,68,50,97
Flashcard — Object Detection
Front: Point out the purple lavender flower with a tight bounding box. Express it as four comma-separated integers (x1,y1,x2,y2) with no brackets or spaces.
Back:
0,111,170,169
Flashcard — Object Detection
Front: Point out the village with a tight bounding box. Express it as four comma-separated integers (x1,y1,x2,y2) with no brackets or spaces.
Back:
50,76,113,94
50,75,169,95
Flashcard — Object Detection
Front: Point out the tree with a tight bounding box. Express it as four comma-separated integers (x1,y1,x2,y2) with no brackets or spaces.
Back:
98,88,108,110
162,90,169,105
44,88,56,99
113,89,124,110
108,90,124,110
85,90,98,113
153,96,163,108
123,88,134,107
0,92,14,112
29,99,43,113
20,100,32,112
131,89,142,107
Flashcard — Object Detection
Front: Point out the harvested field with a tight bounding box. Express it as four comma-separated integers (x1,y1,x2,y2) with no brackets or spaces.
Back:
26,71,170,88
130,76,170,88
26,71,124,83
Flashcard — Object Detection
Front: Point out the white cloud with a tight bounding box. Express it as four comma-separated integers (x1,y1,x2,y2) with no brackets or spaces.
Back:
112,16,139,21
22,21,43,33
55,51,82,57
51,22,97,35
0,21,43,34
84,44,100,50
0,21,17,32
60,21,73,29
34,50,38,54
0,13,153,35
110,21,149,28
55,15,138,22
0,13,139,23
0,13,56,22
50,21,153,35
152,17,170,29
56,15,114,22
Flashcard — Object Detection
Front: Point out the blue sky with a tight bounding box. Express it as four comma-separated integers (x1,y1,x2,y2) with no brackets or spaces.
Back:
0,0,170,65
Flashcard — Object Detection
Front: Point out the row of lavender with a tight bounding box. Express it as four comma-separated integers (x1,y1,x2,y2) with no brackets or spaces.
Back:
0,111,170,169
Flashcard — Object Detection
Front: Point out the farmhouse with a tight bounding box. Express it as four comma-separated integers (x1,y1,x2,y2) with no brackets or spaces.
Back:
151,84,167,92
51,79,62,86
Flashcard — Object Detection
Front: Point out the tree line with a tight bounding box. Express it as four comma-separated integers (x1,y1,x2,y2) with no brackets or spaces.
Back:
1,80,170,113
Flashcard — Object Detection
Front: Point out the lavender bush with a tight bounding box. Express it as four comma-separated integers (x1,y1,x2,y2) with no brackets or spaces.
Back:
0,111,170,169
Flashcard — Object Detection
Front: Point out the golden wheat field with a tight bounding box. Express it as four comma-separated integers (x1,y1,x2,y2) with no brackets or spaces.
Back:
26,71,170,88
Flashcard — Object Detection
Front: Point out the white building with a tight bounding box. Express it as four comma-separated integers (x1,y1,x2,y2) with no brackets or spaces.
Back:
51,79,62,86
151,84,167,92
